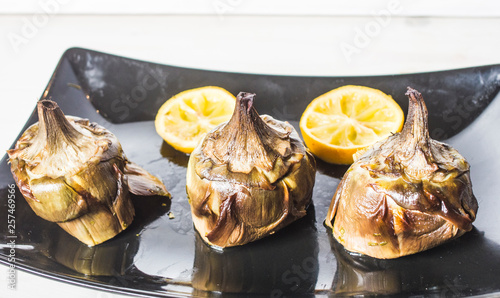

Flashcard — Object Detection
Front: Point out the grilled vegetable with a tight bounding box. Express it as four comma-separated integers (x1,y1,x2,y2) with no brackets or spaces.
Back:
187,92,316,248
326,87,478,259
7,100,170,246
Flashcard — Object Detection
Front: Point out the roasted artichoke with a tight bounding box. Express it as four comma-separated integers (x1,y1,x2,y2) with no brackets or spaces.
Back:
7,100,170,246
187,92,316,248
326,87,478,259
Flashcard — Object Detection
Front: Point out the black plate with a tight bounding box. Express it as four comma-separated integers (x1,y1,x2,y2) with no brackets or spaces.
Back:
1,48,500,297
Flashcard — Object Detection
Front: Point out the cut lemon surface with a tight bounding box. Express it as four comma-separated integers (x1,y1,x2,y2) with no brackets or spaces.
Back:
155,86,236,154
300,85,404,165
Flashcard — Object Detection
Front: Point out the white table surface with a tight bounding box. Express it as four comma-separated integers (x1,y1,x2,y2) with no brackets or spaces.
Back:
1,3,500,298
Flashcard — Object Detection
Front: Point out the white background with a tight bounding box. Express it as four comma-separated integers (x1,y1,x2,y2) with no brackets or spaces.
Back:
1,1,500,298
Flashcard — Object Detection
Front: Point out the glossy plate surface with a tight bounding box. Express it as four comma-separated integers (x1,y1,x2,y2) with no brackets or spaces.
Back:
1,48,500,297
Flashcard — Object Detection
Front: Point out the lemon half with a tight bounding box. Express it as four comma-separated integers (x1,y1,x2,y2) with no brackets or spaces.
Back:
155,86,236,154
300,85,404,164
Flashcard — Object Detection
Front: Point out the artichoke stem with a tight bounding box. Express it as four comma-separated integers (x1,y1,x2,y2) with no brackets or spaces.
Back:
204,92,292,173
389,87,437,174
36,100,84,154
401,88,432,153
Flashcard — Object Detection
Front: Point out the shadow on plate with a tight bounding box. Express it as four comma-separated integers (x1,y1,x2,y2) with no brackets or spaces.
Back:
315,159,350,180
160,141,190,168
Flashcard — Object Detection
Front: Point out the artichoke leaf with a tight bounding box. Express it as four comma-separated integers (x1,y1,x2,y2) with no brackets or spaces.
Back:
124,161,170,198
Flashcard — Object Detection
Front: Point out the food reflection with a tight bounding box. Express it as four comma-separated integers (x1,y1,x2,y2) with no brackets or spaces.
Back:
328,227,500,296
329,231,401,296
192,207,319,296
43,228,138,276
42,195,170,276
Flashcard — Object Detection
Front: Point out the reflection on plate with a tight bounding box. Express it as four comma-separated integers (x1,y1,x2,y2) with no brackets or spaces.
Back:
192,207,318,297
1,48,500,297
328,227,500,296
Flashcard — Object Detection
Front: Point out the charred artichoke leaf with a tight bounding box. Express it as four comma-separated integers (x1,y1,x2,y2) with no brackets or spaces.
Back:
326,87,478,259
124,161,170,197
187,92,316,248
8,100,170,246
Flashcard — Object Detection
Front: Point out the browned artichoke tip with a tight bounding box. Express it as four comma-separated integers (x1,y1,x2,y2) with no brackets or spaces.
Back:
186,92,316,248
7,100,170,246
325,87,478,259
